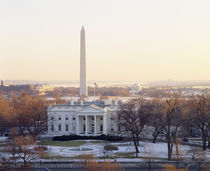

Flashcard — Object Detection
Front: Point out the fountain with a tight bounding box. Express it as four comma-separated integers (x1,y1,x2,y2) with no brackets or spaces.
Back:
69,146,92,152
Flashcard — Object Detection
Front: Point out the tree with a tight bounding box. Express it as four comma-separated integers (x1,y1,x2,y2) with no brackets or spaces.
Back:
12,93,48,139
189,147,207,171
2,135,40,171
116,99,152,157
54,92,66,104
189,95,210,150
161,95,184,161
0,95,14,135
150,98,165,143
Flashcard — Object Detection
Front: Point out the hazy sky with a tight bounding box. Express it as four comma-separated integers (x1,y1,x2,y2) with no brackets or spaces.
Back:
0,0,210,82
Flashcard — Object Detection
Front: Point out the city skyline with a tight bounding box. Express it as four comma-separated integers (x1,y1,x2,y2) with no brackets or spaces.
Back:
1,0,210,82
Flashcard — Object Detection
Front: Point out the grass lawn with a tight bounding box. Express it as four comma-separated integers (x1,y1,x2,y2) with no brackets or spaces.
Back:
38,139,86,147
87,140,122,144
38,139,123,147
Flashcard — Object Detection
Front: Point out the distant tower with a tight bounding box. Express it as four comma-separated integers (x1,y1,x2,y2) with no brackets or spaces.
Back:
80,26,88,96
1,80,3,86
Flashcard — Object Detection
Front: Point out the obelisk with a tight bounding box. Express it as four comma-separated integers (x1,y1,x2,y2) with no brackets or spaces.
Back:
80,26,88,96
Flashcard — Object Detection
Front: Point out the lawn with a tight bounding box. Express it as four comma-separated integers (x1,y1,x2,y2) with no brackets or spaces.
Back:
38,139,122,147
38,139,86,147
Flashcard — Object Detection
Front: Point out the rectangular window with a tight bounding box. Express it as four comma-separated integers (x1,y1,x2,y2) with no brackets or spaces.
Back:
58,124,61,131
66,117,68,120
51,125,54,132
118,126,121,131
91,124,94,133
73,117,75,120
83,117,86,120
83,125,86,132
66,125,69,131
51,117,54,120
101,117,103,121
59,117,61,120
100,125,103,132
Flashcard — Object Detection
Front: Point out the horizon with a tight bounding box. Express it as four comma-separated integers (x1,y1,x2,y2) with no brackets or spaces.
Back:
1,0,210,81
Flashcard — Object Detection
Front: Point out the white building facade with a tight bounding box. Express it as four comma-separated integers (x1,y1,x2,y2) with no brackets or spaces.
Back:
47,102,118,136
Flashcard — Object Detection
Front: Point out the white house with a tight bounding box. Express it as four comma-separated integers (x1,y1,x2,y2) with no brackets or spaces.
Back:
47,102,118,136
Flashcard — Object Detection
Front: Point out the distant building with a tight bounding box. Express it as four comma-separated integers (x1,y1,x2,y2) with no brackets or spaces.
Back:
129,83,140,95
1,80,3,86
33,84,53,95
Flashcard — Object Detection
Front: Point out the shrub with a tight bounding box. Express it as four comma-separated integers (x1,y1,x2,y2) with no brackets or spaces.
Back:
182,137,189,142
104,144,118,151
33,146,48,152
52,135,123,141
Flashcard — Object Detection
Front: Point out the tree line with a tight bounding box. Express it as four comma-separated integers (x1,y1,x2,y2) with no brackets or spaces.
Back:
0,93,49,140
0,93,209,162
116,95,210,160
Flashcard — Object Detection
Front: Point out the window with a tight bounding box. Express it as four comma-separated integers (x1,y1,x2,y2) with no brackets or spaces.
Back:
73,117,75,120
66,125,69,131
58,124,61,131
92,117,94,121
83,117,86,120
91,124,94,133
66,117,68,120
111,118,113,120
100,117,103,121
51,117,54,120
83,125,86,132
59,117,61,120
100,125,103,132
51,125,54,131
111,128,114,131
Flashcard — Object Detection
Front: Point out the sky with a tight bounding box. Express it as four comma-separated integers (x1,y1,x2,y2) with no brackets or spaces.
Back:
0,0,210,82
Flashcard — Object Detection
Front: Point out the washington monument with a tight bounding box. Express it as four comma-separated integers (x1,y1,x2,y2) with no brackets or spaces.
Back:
80,26,88,96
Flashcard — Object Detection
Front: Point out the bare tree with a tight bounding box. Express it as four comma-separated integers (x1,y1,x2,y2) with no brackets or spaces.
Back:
0,95,14,135
12,93,48,140
25,96,48,140
189,95,210,150
189,147,207,171
116,99,151,157
161,95,184,161
150,98,165,143
2,135,40,171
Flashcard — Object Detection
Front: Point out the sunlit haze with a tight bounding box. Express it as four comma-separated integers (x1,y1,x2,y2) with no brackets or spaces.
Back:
1,0,210,82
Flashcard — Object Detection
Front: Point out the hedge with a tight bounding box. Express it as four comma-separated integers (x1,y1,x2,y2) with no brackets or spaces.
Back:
52,134,123,141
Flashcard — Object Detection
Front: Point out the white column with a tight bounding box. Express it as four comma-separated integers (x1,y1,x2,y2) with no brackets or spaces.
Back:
103,115,107,135
76,116,79,135
85,115,88,135
94,115,97,136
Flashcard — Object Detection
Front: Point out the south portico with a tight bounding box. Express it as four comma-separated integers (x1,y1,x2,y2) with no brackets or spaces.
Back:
76,105,107,136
